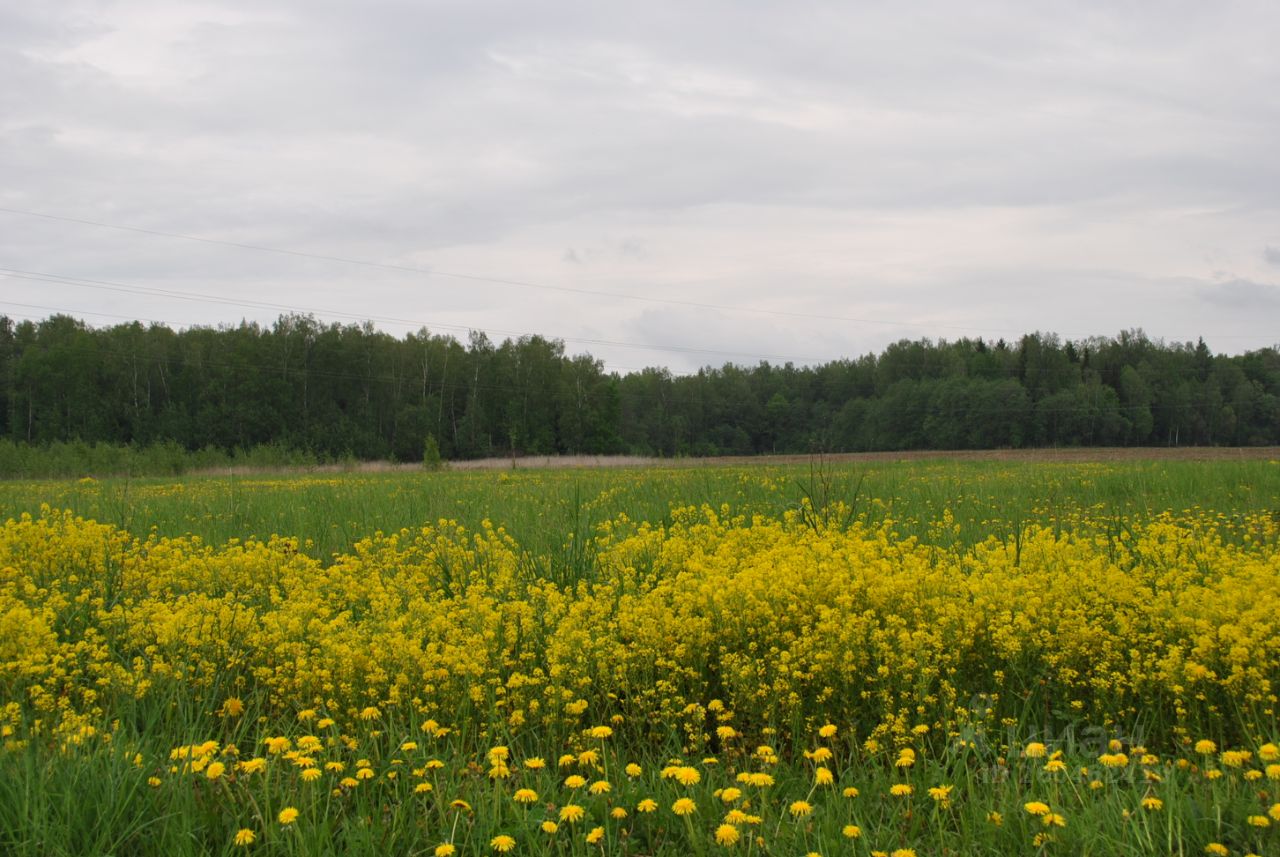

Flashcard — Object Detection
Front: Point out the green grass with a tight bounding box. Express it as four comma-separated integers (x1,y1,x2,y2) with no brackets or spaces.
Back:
2,457,1279,855
1,458,1276,560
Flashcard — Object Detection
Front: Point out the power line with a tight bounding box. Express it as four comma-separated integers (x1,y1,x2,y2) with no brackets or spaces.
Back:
0,268,829,364
3,206,1275,350
0,304,1258,424
0,204,1047,337
0,290,1030,380
0,300,649,377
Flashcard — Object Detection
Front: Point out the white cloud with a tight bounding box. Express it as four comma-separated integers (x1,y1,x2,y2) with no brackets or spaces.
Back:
2,0,1279,373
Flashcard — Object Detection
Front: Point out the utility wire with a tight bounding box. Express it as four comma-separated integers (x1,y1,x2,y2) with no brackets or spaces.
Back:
3,206,1274,348
0,301,649,378
0,293,1033,379
0,204,1054,337
0,304,1252,422
0,268,831,364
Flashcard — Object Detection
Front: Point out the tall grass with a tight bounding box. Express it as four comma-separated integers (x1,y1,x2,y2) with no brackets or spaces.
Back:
2,459,1279,855
1,458,1275,559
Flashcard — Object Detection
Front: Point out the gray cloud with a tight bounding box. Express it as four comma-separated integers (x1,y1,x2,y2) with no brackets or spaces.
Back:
3,1,1280,373
1197,278,1280,309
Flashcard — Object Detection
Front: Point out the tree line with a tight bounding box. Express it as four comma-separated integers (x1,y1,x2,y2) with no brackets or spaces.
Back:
1,314,1277,462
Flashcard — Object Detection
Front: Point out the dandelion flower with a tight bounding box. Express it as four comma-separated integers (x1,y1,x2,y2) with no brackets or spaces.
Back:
277,807,299,825
560,804,585,823
541,821,558,834
513,788,538,804
490,835,515,852
637,798,658,813
672,798,697,816
1221,750,1251,767
715,824,741,846
890,784,913,797
434,845,456,857
585,826,604,845
233,829,255,846
788,800,812,817
672,766,701,786
264,737,291,755
842,824,861,838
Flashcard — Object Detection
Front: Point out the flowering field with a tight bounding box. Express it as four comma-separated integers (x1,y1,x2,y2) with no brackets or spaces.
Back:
1,460,1279,856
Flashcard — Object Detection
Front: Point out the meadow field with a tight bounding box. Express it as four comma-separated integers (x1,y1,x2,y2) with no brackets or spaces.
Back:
2,456,1280,856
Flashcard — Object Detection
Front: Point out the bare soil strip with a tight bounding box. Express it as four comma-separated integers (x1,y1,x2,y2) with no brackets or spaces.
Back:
183,446,1280,477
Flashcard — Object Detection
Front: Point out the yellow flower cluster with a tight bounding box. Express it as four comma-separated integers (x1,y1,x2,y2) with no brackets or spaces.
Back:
2,505,1279,749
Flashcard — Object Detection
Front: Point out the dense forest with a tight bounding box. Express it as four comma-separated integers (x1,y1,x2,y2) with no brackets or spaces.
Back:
1,313,1278,463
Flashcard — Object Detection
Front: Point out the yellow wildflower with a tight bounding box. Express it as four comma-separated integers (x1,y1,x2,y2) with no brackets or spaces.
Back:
673,798,697,816
715,824,741,846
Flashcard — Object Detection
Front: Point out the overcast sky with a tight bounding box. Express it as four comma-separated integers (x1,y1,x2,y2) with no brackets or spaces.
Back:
2,1,1278,373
